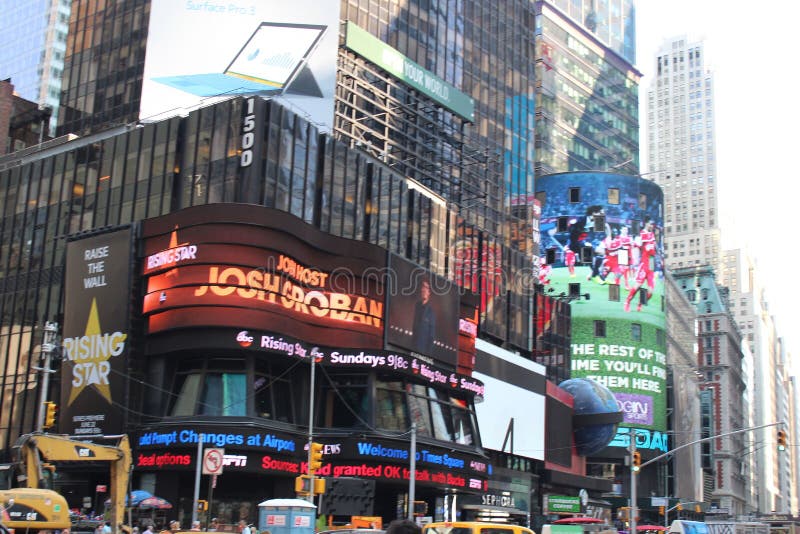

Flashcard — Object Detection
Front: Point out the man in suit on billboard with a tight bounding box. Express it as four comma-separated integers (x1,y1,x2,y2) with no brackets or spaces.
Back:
412,278,436,354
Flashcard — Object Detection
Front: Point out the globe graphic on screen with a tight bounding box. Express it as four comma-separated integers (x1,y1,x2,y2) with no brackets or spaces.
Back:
559,377,622,456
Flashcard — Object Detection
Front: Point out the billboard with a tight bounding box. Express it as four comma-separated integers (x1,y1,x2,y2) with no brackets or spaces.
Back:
60,227,133,436
473,339,546,462
140,204,387,349
536,172,668,450
140,1,339,130
386,254,459,367
343,22,475,122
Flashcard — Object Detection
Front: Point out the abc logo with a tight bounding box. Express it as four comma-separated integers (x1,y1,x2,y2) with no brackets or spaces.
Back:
236,331,254,348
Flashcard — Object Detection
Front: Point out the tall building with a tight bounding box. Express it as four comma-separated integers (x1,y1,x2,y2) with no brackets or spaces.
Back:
644,36,720,270
0,0,71,136
663,272,704,504
534,1,640,176
546,0,636,64
719,248,793,514
57,1,150,136
672,266,747,516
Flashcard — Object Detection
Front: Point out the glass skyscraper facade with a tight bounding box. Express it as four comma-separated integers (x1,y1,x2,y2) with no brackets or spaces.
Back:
0,0,71,135
58,0,150,136
548,0,636,64
534,1,640,176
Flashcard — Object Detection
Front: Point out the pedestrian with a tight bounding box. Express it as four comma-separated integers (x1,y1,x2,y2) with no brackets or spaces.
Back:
144,526,155,534
103,522,112,534
191,521,201,531
385,519,421,534
238,520,251,534
208,519,219,532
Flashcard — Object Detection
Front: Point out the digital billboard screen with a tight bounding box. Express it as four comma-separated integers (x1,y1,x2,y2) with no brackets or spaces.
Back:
386,254,459,367
140,204,387,349
536,172,668,450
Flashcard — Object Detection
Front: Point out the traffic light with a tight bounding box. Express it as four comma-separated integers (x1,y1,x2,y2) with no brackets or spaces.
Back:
632,451,641,471
778,430,788,451
309,442,324,474
294,475,325,496
295,475,311,496
197,500,208,512
43,401,57,429
676,503,683,511
658,506,665,515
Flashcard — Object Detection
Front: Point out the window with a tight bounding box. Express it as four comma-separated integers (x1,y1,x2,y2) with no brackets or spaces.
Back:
569,187,581,203
581,245,593,263
631,323,642,341
655,329,665,346
375,380,408,431
608,284,620,301
593,214,606,232
594,320,606,337
321,374,370,429
407,383,477,445
375,378,479,446
255,358,297,423
172,372,247,416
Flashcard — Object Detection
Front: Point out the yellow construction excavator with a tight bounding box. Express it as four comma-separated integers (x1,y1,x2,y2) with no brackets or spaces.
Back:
0,433,132,534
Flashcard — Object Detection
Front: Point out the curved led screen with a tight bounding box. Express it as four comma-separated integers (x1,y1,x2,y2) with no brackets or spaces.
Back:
536,172,668,451
140,204,387,349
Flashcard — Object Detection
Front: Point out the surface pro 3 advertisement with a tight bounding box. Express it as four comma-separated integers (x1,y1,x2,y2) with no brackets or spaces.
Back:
140,1,339,130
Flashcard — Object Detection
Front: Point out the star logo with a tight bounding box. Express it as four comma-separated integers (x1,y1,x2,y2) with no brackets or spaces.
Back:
65,298,127,406
166,225,188,278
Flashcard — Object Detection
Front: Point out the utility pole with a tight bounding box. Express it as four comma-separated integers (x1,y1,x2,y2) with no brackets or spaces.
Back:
192,434,204,526
407,423,416,521
630,428,638,534
35,321,59,432
306,353,317,505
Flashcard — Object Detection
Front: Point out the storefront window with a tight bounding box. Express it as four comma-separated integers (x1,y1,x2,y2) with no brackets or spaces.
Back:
408,384,433,437
199,373,246,416
254,359,299,423
171,372,246,416
319,374,369,429
373,378,480,446
168,358,247,417
376,381,407,431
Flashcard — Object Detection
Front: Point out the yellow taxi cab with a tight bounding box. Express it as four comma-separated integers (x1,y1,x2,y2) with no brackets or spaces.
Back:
423,521,535,534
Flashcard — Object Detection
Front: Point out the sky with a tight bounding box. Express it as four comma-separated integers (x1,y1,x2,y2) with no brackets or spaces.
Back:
635,1,800,367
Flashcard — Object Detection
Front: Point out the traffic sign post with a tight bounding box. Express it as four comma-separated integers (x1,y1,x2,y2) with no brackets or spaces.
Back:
203,448,225,476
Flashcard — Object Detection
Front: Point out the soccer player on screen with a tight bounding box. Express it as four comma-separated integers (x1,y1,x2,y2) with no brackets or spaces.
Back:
624,219,657,312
